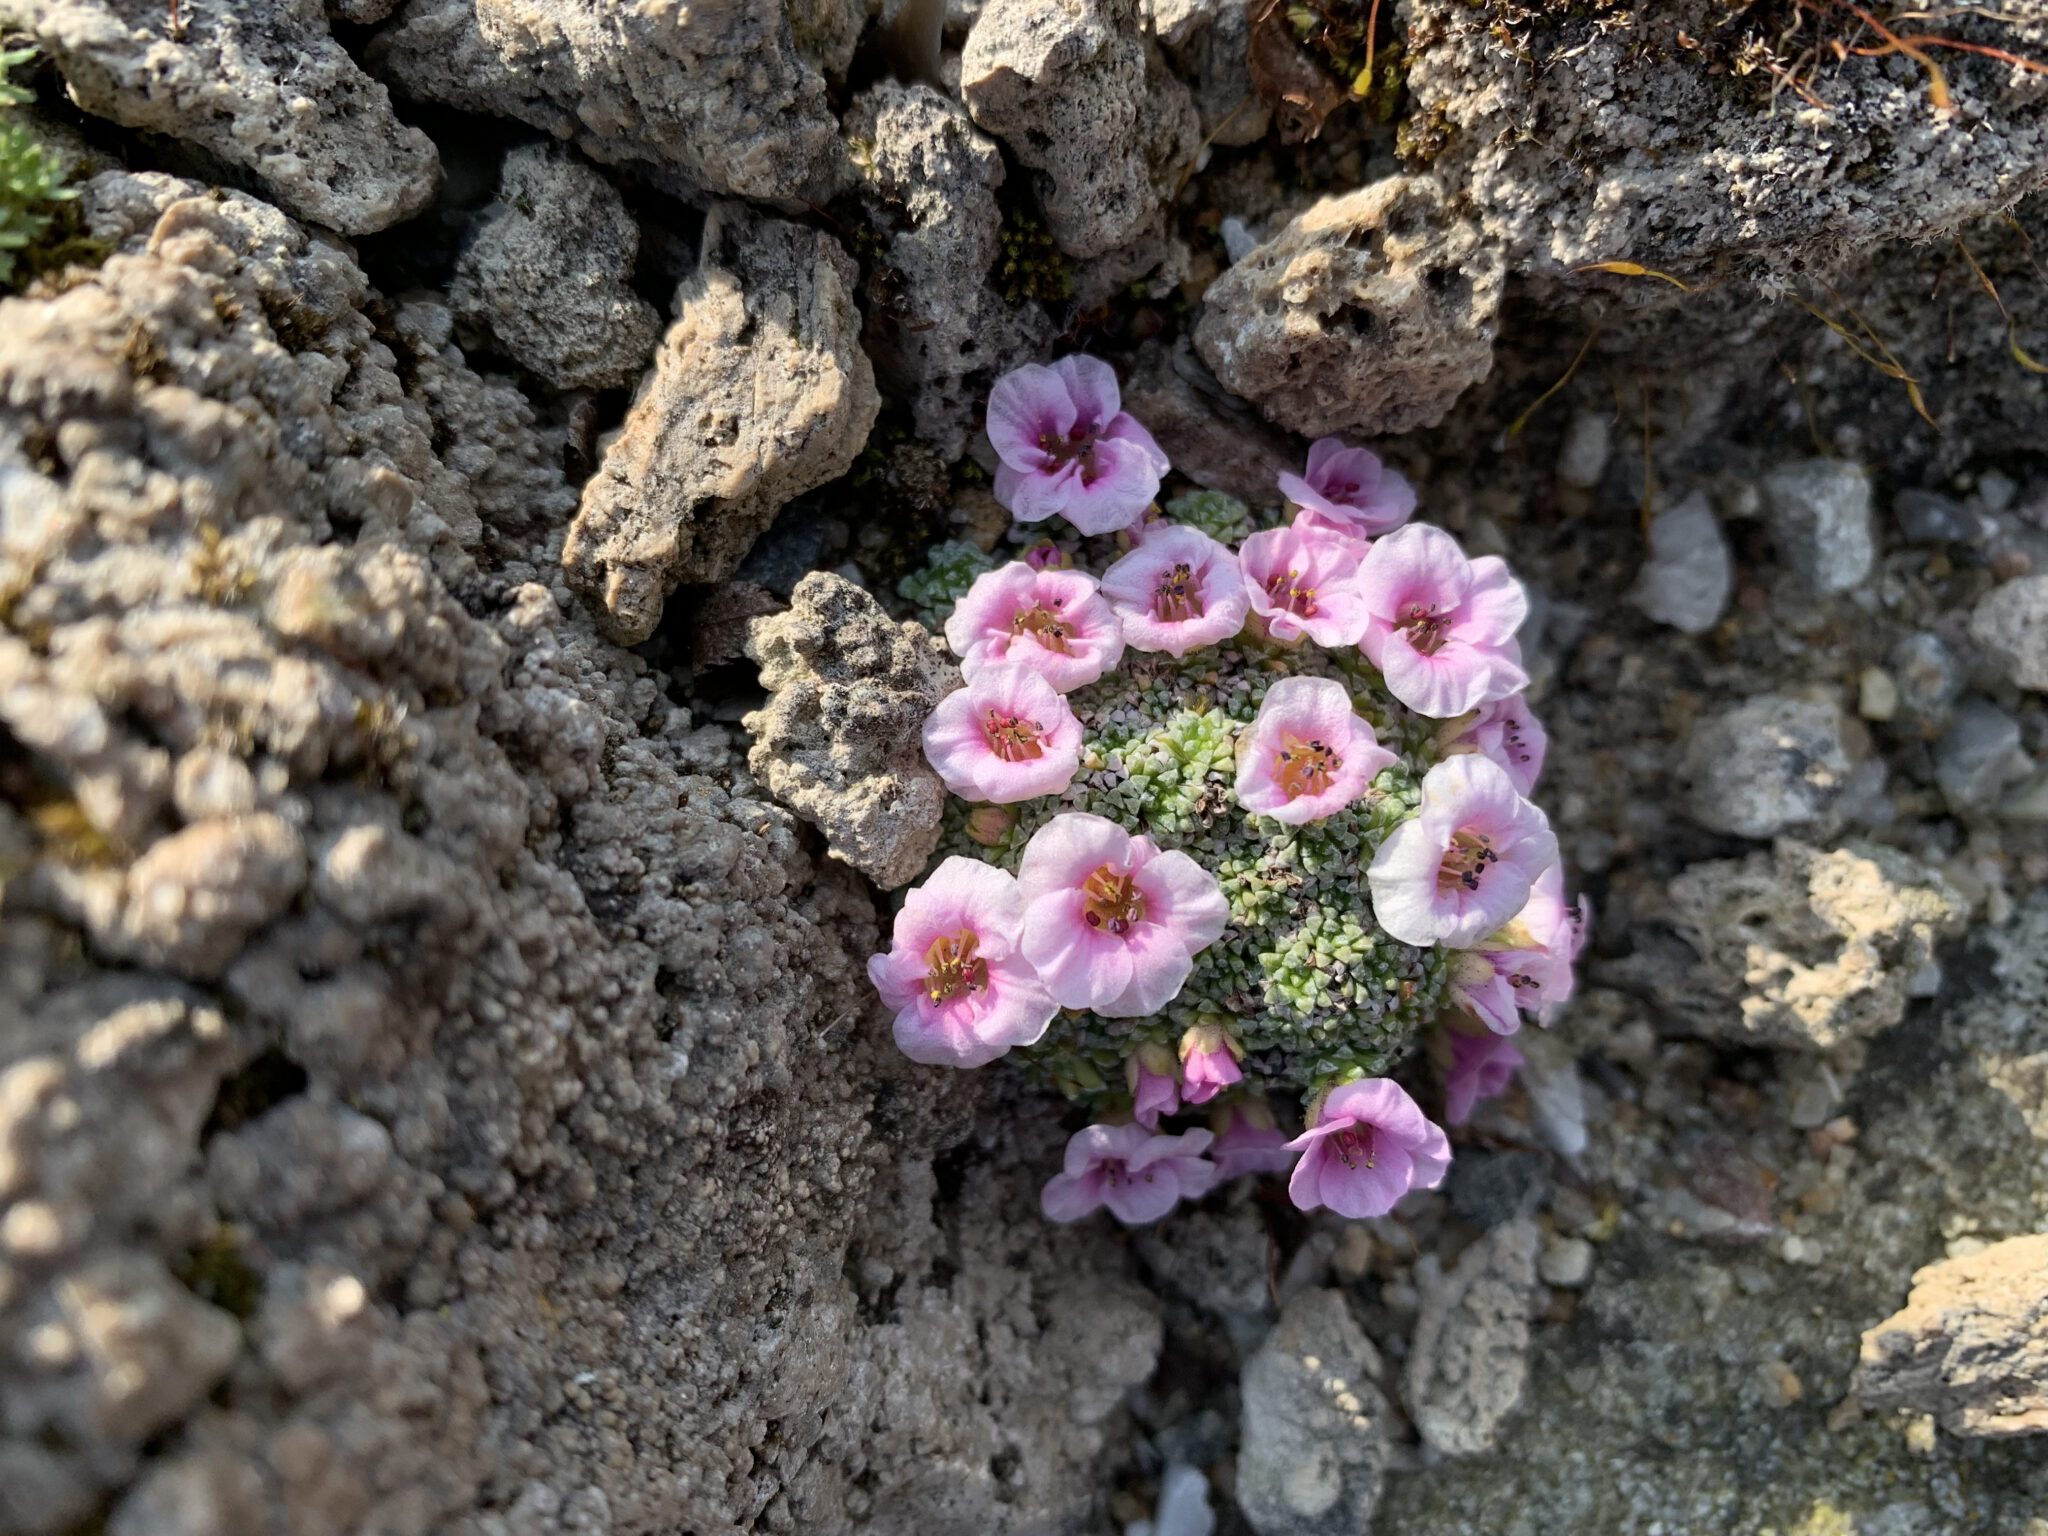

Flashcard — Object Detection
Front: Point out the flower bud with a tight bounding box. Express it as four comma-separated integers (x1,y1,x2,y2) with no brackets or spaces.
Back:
964,804,1017,847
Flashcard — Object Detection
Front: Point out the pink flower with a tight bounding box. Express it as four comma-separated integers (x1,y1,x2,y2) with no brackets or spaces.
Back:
867,857,1058,1067
1445,1030,1525,1125
987,356,1170,535
1280,437,1416,539
1367,754,1558,948
1357,523,1530,718
1448,950,1522,1036
1178,1023,1243,1104
1233,676,1395,825
1019,812,1230,1017
1128,1043,1181,1128
1041,1123,1220,1225
1022,540,1073,571
1285,1078,1451,1218
1210,1103,1298,1179
1444,694,1548,797
1240,518,1374,648
1099,526,1250,656
1495,862,1590,1019
944,563,1126,693
922,662,1084,803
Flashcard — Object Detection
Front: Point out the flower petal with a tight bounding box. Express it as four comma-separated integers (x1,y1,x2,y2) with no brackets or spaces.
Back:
1023,888,1138,1010
987,363,1077,467
1041,1170,1105,1222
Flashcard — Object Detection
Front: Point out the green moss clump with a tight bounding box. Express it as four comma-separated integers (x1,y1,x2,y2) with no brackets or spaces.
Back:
993,207,1072,308
0,50,78,291
174,1226,263,1319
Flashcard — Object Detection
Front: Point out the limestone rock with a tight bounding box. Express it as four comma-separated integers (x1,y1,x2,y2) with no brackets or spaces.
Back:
1762,460,1876,594
1680,694,1857,840
1193,176,1504,439
370,0,844,204
1628,491,1732,636
18,0,437,234
744,573,958,889
563,205,879,644
51,1252,244,1442
843,80,1053,458
962,0,1201,259
1150,0,1270,147
1970,574,2048,692
1405,1217,1541,1457
449,146,662,393
1855,1234,2048,1437
1237,1289,1389,1536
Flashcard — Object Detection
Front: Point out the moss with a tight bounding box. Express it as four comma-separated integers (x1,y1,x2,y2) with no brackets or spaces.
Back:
1285,2,1409,120
992,206,1072,309
174,1226,264,1319
0,49,81,292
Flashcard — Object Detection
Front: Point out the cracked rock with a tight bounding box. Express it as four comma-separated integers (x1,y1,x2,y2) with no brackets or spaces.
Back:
1404,1217,1541,1457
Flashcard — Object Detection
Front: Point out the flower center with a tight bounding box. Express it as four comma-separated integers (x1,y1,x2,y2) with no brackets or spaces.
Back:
1081,864,1147,936
1397,602,1451,655
1274,733,1342,799
1264,567,1319,619
1437,828,1500,893
1331,1124,1378,1170
1036,420,1099,470
922,930,990,1005
1010,601,1074,653
982,710,1046,762
1100,1156,1157,1189
1153,562,1205,624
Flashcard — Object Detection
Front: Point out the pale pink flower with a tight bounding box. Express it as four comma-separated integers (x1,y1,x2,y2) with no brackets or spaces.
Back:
923,662,1084,803
1128,1043,1181,1129
987,356,1170,535
1210,1103,1298,1179
1357,523,1530,717
1445,1030,1525,1125
1448,950,1523,1036
1022,541,1073,571
944,563,1126,693
867,857,1058,1068
1233,676,1395,825
1280,437,1416,539
1495,862,1590,1020
1286,1078,1451,1218
1240,518,1374,648
1178,1023,1242,1104
1019,812,1230,1018
1367,754,1558,948
1100,526,1250,656
1041,1123,1219,1225
1444,694,1548,797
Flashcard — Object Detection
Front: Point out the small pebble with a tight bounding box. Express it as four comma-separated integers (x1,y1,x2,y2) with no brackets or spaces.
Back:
1857,667,1898,722
1538,1234,1594,1289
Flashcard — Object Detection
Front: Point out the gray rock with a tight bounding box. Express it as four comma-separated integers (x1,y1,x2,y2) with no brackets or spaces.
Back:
962,0,1200,259
1193,176,1503,439
1121,338,1299,508
563,204,880,644
1855,1234,2048,1438
1628,490,1732,636
1134,1206,1274,1346
1894,487,1981,545
1446,1149,1551,1228
1887,631,1963,740
744,572,958,889
1681,694,1857,840
449,146,662,392
1538,1234,1594,1289
1237,1289,1389,1536
1556,409,1611,491
1761,459,1875,593
1405,1218,1541,1456
1149,0,1270,147
1969,575,2048,692
1935,700,2032,818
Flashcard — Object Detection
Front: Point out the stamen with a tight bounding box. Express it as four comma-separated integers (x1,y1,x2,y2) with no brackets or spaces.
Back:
1153,562,1205,624
922,930,990,1005
1437,827,1499,893
1332,1125,1377,1170
1080,864,1147,937
983,710,1047,762
1010,602,1074,653
1398,602,1451,655
1274,733,1342,800
1265,566,1319,619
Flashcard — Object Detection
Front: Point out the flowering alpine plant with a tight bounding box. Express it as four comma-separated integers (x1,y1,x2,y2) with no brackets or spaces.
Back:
865,362,1583,1228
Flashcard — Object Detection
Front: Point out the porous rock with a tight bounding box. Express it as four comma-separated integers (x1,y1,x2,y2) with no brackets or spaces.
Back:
1970,574,2048,692
962,0,1201,259
1192,175,1504,439
1237,1288,1389,1536
17,0,437,235
744,572,958,890
1680,693,1857,840
1762,459,1876,594
1855,1234,2048,1437
843,80,1053,458
449,145,662,393
563,204,879,644
1405,1217,1541,1457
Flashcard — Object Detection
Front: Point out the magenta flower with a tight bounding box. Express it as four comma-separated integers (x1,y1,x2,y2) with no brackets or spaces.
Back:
1022,541,1073,571
1280,436,1417,539
944,562,1126,693
1099,525,1251,657
1240,518,1374,648
1041,1123,1220,1225
1285,1078,1452,1218
1445,694,1548,797
922,662,1084,803
1178,1023,1243,1104
1018,812,1230,1017
1233,676,1395,825
1357,523,1530,718
1367,754,1558,948
1445,1030,1525,1125
986,356,1171,535
1128,1043,1182,1129
1210,1103,1298,1179
867,857,1059,1068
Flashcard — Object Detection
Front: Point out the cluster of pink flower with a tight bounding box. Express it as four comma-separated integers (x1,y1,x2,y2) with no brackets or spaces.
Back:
867,356,1586,1227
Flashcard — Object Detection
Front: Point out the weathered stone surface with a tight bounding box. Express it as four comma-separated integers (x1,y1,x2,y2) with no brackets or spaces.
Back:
744,572,957,890
1237,1289,1388,1536
1970,574,2048,692
1762,459,1876,594
1628,490,1732,636
1193,176,1503,439
962,0,1201,259
18,0,437,234
1150,0,1270,147
1405,1217,1540,1457
1121,338,1298,508
1680,694,1857,841
563,205,879,644
449,145,662,393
